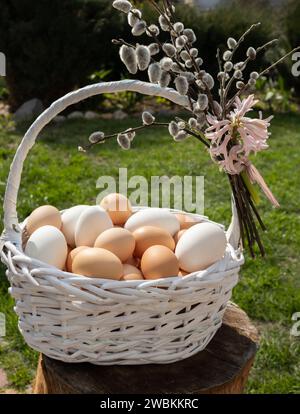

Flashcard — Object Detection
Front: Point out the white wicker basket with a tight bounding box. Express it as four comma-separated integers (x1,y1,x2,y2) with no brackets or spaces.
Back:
0,81,243,365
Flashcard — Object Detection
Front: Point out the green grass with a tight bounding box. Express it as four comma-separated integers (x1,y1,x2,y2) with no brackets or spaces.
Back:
0,113,300,393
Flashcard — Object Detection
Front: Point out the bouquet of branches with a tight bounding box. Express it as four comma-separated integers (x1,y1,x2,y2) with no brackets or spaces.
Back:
82,0,300,257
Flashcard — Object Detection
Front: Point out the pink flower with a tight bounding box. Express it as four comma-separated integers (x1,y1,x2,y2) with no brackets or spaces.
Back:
205,95,279,207
205,95,273,174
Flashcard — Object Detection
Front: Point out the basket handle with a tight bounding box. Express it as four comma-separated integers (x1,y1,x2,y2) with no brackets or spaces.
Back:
2,80,240,249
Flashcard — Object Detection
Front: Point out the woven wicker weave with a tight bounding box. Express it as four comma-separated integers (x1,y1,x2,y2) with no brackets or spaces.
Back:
0,81,243,364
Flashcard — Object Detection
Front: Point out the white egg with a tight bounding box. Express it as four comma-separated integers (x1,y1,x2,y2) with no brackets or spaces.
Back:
61,205,89,247
175,222,227,272
75,205,113,247
25,225,68,270
124,208,180,236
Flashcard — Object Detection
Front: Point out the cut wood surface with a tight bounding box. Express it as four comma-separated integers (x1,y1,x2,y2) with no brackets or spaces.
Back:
33,302,259,394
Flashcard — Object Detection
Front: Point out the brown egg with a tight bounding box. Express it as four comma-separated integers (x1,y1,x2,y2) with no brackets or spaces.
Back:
66,246,89,272
94,227,135,262
178,269,189,277
174,229,187,244
100,193,132,226
121,273,144,281
72,247,123,280
141,245,179,280
133,226,175,258
123,263,142,276
175,213,197,230
125,256,140,267
27,205,62,236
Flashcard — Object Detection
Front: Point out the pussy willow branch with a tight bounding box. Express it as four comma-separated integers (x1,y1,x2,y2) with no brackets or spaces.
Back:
224,39,279,105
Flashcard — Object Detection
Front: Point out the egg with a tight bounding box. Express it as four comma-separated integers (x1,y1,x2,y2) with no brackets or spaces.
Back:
66,246,89,272
94,227,135,262
75,206,113,247
72,247,123,280
121,273,144,281
121,264,143,281
175,213,197,230
61,205,89,247
133,226,175,258
174,229,186,244
100,193,132,226
141,245,179,280
26,205,62,236
175,222,227,272
123,264,142,276
125,256,140,267
25,225,68,270
125,208,180,236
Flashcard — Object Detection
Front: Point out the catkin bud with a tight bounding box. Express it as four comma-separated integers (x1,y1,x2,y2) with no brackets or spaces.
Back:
193,103,203,116
162,43,176,57
159,14,169,31
132,20,147,36
234,70,243,79
159,71,171,88
113,0,132,13
147,24,160,37
234,61,245,70
148,62,162,83
197,94,208,110
142,111,155,125
183,28,196,44
117,133,131,150
180,50,190,62
203,73,215,89
217,71,226,81
78,146,86,153
171,62,181,73
136,45,151,71
174,131,188,142
213,101,222,117
224,61,233,72
223,50,232,61
180,72,195,82
196,112,207,128
168,121,179,137
119,45,137,74
125,128,136,141
160,57,173,71
190,48,198,58
174,22,184,33
248,78,256,87
250,71,259,80
175,76,189,95
188,117,197,129
176,35,187,49
177,121,186,130
89,131,105,144
195,57,203,67
236,81,245,89
227,37,237,49
128,9,141,27
148,43,160,56
247,47,256,60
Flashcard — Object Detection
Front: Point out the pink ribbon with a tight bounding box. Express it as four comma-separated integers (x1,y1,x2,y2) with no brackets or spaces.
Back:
245,162,280,208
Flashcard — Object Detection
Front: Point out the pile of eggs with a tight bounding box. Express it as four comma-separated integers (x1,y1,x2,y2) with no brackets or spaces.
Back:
23,193,227,281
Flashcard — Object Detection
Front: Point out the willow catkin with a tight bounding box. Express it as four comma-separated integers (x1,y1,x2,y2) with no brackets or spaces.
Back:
136,45,151,71
168,121,179,137
162,43,176,57
148,63,162,83
142,111,155,125
223,50,232,61
202,73,215,89
174,22,184,33
119,45,137,74
132,20,146,36
159,15,169,31
147,24,160,37
113,0,132,13
89,131,105,144
174,131,188,142
175,76,189,95
183,28,196,44
148,43,160,56
128,9,141,27
117,134,131,150
247,47,257,60
227,37,237,49
160,57,173,71
159,71,171,88
197,94,209,111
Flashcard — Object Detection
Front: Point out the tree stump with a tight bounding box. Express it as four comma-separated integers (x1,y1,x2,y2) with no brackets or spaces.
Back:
33,303,259,394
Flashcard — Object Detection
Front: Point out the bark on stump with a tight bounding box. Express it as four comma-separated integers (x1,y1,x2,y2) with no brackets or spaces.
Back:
33,303,259,394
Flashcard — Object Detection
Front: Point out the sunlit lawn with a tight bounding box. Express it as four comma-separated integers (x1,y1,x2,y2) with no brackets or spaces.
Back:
0,113,299,393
